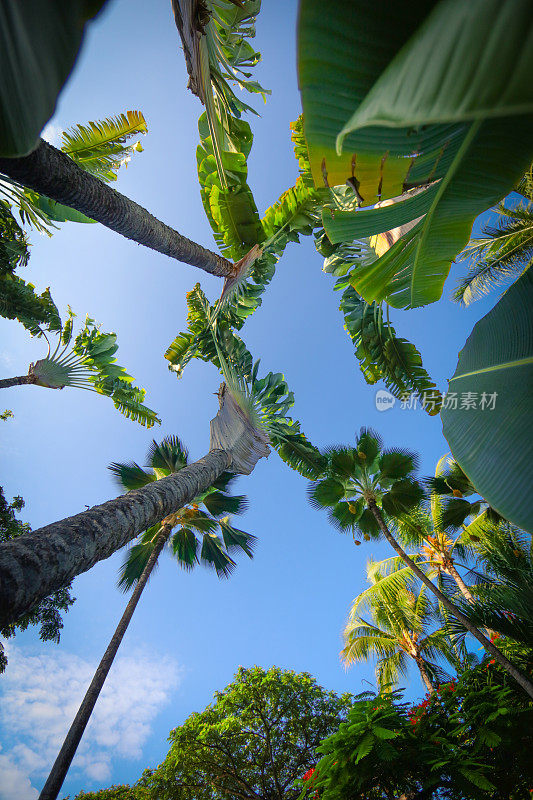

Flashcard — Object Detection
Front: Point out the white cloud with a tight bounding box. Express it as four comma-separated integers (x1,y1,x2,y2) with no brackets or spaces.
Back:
41,122,63,147
0,642,181,799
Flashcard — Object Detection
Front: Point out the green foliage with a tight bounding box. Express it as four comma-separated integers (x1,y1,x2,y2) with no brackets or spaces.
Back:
457,526,533,653
110,436,254,587
0,0,108,156
298,0,533,308
441,267,533,532
135,665,353,800
308,429,423,539
61,110,147,182
303,658,533,799
0,488,75,673
342,568,455,692
454,172,533,304
339,285,441,411
164,284,325,479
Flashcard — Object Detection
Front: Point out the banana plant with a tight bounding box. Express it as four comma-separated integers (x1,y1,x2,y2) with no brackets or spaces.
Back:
298,0,533,309
166,282,325,479
0,307,160,428
0,0,108,157
441,267,533,533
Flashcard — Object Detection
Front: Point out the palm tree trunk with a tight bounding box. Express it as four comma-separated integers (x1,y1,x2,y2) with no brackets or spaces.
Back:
444,561,474,603
0,139,233,277
0,448,232,627
368,501,533,699
0,374,35,388
38,522,173,800
413,654,434,695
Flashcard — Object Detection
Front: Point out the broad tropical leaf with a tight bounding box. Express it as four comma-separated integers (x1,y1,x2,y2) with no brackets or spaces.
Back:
339,286,441,410
298,0,533,308
0,0,107,156
441,268,533,532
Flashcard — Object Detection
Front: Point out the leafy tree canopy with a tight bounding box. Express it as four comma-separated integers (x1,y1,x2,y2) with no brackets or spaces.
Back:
132,666,352,800
0,488,75,673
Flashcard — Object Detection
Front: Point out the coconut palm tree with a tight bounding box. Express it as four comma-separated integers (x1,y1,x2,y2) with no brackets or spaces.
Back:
454,524,533,652
454,163,533,305
0,308,160,428
342,568,455,694
39,435,255,800
0,131,233,278
308,428,533,698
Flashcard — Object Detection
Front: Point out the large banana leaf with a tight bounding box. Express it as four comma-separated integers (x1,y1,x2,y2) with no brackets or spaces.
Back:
441,268,533,533
338,0,533,142
0,0,107,157
298,0,533,308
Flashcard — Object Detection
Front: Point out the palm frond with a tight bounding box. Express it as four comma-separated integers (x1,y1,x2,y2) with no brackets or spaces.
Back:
118,535,160,592
108,461,155,491
200,533,236,579
202,491,248,517
172,527,200,570
454,198,533,305
61,111,147,182
147,436,189,472
339,286,441,412
218,519,256,558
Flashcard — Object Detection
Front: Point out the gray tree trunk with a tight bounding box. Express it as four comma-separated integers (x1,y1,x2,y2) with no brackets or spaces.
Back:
0,140,233,277
0,375,35,388
368,501,533,699
0,449,231,627
38,522,173,800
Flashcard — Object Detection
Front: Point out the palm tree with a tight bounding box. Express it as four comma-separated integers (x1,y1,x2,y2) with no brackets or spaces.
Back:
0,380,268,627
0,309,160,428
39,435,255,800
342,568,454,694
455,524,533,652
308,428,533,698
0,137,233,277
454,163,533,305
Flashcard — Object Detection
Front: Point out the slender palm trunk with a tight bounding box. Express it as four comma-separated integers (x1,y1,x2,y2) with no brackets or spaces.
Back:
444,561,474,603
0,375,35,388
38,523,172,800
0,448,232,627
368,501,533,699
0,140,233,277
413,653,434,695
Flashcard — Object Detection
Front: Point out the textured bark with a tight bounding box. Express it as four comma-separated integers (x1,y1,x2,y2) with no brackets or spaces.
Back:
444,561,474,603
171,0,208,101
0,140,233,277
210,384,270,475
0,374,35,388
39,523,172,800
414,654,434,695
368,501,533,699
0,449,231,627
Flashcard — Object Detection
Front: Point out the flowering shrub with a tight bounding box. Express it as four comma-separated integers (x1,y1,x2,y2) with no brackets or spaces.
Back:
299,661,533,799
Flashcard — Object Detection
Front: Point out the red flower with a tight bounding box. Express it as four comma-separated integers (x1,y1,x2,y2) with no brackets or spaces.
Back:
303,768,317,782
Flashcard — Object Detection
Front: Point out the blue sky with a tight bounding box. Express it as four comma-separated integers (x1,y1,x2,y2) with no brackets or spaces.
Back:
0,1,503,797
